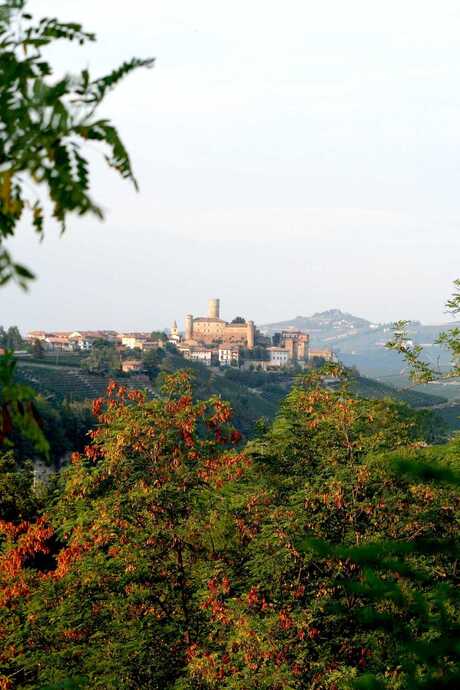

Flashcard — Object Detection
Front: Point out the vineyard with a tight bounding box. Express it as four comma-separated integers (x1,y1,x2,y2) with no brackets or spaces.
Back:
16,363,154,401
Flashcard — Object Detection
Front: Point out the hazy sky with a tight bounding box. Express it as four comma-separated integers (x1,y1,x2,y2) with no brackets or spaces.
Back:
3,0,460,332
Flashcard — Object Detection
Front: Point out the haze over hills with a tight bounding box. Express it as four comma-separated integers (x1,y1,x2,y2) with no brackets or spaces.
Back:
261,308,459,353
261,309,459,395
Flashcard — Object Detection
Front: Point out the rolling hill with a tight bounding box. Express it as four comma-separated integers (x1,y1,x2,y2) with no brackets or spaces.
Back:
14,354,453,438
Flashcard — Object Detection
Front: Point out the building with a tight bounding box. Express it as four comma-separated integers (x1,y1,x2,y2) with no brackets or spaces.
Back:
26,330,119,351
184,298,256,349
278,330,310,362
122,359,144,373
168,321,181,346
44,336,74,352
218,344,240,367
179,346,215,367
120,333,152,350
308,348,335,362
27,331,47,341
121,335,146,349
267,329,310,366
142,340,163,352
267,347,290,367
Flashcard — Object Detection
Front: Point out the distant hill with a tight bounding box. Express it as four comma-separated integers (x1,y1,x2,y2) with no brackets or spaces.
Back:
261,309,458,382
350,374,444,408
261,309,373,344
262,309,459,350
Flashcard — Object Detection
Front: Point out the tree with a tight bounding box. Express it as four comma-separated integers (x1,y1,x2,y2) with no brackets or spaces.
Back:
387,278,460,384
241,346,269,361
1,327,23,351
9,397,94,469
231,317,246,324
142,346,165,380
0,0,153,288
81,346,120,376
0,360,458,689
0,373,249,689
0,0,152,453
31,338,44,359
150,331,168,342
187,367,459,690
0,452,39,522
90,338,115,351
0,352,49,454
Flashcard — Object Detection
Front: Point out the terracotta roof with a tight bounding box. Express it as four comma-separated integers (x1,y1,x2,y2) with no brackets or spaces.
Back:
46,337,72,344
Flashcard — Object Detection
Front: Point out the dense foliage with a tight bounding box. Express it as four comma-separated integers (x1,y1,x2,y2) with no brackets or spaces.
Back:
0,327,23,351
0,367,457,689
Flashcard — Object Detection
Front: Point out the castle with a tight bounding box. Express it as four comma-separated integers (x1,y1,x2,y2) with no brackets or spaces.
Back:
184,299,256,349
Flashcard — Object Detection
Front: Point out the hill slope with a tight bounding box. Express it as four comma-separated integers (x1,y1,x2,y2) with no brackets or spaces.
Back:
15,356,451,437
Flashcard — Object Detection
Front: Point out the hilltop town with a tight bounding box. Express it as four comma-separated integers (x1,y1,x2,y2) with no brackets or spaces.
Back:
25,298,334,373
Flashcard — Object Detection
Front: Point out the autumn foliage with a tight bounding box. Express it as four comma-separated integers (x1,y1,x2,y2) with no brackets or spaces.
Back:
0,370,459,689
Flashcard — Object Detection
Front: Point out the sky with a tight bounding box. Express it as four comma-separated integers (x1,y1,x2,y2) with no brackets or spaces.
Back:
3,0,460,333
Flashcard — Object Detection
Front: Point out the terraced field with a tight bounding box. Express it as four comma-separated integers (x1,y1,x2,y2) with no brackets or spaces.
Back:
16,363,155,402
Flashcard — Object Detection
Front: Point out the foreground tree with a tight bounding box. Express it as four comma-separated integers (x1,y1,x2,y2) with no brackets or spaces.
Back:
0,364,458,689
387,279,460,384
0,0,152,450
188,368,459,689
0,373,250,689
0,0,153,287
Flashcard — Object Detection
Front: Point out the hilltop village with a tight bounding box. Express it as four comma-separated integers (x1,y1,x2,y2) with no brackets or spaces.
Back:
26,298,334,372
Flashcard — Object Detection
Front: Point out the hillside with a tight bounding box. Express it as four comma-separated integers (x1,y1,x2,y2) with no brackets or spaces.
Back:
15,355,453,437
350,375,444,408
15,358,280,437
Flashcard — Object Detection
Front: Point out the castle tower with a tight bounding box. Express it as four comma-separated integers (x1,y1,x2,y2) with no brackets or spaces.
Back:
208,298,220,319
247,320,255,350
185,314,193,341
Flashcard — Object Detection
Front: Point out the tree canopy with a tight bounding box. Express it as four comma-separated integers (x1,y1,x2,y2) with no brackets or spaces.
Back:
0,368,458,689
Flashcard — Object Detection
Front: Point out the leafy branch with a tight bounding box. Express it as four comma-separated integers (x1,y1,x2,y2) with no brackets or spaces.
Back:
386,280,460,384
0,0,154,287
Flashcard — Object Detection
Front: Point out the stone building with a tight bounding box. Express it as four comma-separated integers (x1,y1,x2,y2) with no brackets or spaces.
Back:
184,299,256,349
278,330,310,362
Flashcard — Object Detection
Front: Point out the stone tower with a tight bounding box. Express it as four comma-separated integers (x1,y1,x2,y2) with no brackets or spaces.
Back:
185,314,193,341
208,298,220,319
247,320,255,350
